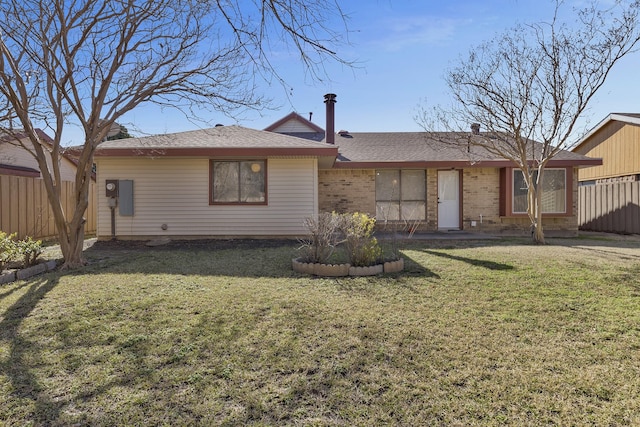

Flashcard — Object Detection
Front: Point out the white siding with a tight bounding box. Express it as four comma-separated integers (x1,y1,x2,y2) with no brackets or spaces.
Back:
271,121,320,133
95,157,318,238
0,140,77,182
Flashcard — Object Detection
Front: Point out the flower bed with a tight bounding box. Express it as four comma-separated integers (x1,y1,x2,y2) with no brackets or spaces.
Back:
294,212,404,277
292,257,403,277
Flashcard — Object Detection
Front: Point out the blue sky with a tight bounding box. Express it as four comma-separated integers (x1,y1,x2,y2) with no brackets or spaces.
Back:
74,0,640,145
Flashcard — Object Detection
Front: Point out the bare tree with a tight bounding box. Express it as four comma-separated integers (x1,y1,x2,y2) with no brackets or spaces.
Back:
418,0,640,244
0,0,351,268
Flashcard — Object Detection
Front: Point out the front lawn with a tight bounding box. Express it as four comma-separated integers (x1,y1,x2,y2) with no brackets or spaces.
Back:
1,237,640,426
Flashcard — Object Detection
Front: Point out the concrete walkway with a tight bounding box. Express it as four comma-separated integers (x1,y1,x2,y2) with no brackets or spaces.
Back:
377,231,499,240
377,230,640,241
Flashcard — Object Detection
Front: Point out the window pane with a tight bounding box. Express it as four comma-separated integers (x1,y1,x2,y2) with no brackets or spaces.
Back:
212,160,265,203
439,172,459,202
376,169,426,221
401,170,426,200
376,170,400,201
401,201,426,220
213,162,239,202
513,169,566,214
240,161,265,202
540,169,565,213
376,202,400,221
513,170,529,213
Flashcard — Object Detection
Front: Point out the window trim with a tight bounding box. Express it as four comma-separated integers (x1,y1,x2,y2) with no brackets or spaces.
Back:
209,159,268,206
501,166,572,217
375,169,426,222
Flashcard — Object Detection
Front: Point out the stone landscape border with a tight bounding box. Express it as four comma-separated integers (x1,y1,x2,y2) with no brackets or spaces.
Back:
0,260,59,285
292,258,404,277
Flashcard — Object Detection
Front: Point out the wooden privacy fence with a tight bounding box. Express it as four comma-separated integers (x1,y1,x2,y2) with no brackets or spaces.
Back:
578,181,640,234
0,175,96,240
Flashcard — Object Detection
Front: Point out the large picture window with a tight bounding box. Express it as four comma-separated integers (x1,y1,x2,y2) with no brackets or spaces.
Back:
375,169,426,221
513,168,566,214
210,160,266,204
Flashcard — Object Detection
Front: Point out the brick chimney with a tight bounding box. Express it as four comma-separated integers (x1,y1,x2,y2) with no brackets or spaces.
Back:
324,93,336,144
471,123,480,135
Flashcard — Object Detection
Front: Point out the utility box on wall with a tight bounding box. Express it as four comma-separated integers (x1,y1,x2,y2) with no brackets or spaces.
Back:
105,179,119,198
118,180,134,216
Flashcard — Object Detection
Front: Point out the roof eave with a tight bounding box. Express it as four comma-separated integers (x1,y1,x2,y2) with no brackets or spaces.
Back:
574,113,640,152
318,156,336,169
94,146,339,158
332,159,602,169
0,164,41,177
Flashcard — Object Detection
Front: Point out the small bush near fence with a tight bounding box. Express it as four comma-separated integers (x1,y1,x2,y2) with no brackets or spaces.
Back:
0,231,43,271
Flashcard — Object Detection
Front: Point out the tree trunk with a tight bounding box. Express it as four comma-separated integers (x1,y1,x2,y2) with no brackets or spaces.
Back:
59,224,86,269
531,169,546,245
526,172,546,245
532,221,545,244
60,169,92,269
51,158,92,269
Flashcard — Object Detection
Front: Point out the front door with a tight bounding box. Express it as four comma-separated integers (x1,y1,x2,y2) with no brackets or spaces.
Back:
438,170,460,229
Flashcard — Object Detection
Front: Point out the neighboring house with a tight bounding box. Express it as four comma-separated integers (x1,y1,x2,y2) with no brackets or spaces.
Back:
1,129,97,239
93,95,601,240
572,113,640,234
0,129,78,181
573,113,640,184
264,111,325,142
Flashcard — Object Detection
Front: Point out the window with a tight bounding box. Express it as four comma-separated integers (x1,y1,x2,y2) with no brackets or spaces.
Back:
210,160,266,204
512,168,566,214
376,169,426,221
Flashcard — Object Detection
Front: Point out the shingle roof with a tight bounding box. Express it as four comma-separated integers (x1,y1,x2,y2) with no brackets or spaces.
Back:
1,128,55,144
275,132,326,142
94,125,339,168
97,125,333,150
94,124,599,168
329,131,597,166
332,132,469,162
0,128,83,173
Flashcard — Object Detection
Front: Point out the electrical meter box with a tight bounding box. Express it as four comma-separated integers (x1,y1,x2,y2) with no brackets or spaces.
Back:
105,180,119,197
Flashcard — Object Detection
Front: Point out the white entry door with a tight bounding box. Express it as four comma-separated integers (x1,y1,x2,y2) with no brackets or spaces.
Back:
438,170,460,229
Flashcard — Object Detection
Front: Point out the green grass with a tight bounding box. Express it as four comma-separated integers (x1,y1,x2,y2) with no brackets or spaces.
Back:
2,237,640,426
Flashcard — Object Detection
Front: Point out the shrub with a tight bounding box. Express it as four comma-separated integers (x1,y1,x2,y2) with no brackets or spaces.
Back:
338,212,383,267
297,212,341,264
15,236,43,267
298,212,392,268
0,231,18,271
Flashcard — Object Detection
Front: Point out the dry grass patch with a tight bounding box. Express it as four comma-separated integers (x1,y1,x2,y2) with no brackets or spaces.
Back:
1,237,640,425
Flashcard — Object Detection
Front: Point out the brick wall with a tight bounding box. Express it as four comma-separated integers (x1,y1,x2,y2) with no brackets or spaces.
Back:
318,169,376,215
461,167,579,235
461,168,501,232
425,169,438,230
318,167,579,235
